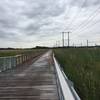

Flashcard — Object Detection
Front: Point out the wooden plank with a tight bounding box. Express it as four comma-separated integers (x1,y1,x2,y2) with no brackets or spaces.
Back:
0,51,58,100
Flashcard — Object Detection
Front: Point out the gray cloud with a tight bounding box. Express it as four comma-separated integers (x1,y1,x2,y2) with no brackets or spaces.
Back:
69,0,100,7
22,0,66,18
0,0,100,47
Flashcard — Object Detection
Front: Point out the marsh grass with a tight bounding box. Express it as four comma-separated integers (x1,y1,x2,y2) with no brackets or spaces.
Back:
0,49,45,57
54,48,100,100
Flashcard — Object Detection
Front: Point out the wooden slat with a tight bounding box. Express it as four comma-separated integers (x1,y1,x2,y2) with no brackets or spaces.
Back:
0,51,58,100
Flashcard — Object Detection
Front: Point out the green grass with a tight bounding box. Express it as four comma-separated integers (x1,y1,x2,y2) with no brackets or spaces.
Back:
0,49,46,57
54,48,100,100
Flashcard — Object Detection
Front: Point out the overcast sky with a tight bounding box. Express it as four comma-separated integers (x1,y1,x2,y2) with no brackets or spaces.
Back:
0,0,100,48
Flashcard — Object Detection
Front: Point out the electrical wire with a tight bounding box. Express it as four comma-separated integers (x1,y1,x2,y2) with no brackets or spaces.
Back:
74,7,100,34
73,5,100,33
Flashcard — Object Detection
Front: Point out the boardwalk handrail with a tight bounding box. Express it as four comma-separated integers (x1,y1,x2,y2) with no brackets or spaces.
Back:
53,54,81,100
0,52,44,72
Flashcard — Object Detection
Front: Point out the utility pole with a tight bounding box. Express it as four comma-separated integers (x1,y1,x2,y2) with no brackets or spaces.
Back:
66,31,71,47
68,32,70,47
62,32,64,47
87,40,88,47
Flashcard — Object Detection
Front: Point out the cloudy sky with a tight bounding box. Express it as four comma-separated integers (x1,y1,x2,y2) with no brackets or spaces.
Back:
0,0,100,48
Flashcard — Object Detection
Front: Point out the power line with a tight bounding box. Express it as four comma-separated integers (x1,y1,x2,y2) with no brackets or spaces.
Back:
74,14,100,34
73,5,100,33
71,6,100,40
75,11,100,34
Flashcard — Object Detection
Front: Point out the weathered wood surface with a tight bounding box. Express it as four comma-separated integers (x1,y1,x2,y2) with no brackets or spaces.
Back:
0,51,58,100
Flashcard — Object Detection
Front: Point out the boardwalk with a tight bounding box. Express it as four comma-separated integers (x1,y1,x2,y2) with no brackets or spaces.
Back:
0,51,59,100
